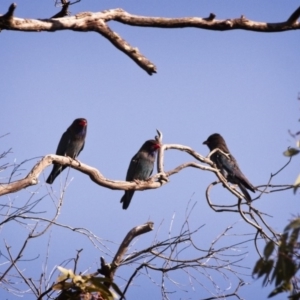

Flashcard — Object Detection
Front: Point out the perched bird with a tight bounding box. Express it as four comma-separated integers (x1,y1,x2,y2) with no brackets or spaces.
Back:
46,118,87,184
203,133,255,202
120,139,161,210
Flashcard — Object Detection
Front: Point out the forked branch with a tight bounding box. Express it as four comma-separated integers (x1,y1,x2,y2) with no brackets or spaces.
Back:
0,130,292,203
1,3,300,74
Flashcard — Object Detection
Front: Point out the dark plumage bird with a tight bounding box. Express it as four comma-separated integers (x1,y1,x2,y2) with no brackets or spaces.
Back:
203,133,255,202
46,118,87,184
120,139,161,210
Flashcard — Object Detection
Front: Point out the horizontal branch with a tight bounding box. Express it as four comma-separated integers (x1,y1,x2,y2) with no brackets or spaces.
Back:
0,140,214,196
0,138,255,205
111,8,300,32
0,154,168,196
1,4,300,74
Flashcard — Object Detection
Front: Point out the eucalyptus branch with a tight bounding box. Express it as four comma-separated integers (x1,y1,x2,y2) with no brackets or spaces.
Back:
98,222,154,285
237,199,262,232
1,4,300,74
0,154,168,196
118,207,252,299
0,130,246,198
205,182,250,213
0,127,288,220
206,179,280,251
111,222,154,270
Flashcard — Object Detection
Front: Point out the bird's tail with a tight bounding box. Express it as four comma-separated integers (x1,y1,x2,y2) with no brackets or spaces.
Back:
120,190,135,210
46,175,54,184
46,164,64,185
238,183,252,202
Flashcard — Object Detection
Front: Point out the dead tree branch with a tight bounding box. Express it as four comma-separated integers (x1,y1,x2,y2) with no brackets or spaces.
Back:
116,206,253,299
51,1,70,19
98,222,154,285
1,4,300,74
0,128,251,202
0,128,286,208
0,129,292,257
204,157,292,252
28,206,252,299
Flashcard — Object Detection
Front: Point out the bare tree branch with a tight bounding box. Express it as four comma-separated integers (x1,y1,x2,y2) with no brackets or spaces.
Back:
116,205,253,299
0,128,218,197
0,128,284,210
0,139,250,202
51,1,70,19
1,3,16,19
204,157,293,254
0,226,37,283
98,222,154,285
287,6,300,25
0,154,168,196
1,4,300,74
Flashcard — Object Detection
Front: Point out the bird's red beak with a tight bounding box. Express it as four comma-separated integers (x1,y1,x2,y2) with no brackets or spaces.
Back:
154,143,161,149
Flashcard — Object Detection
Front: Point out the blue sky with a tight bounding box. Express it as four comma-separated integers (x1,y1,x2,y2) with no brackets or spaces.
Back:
1,1,300,299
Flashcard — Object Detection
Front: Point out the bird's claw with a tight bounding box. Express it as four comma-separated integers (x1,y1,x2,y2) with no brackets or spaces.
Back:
72,157,81,167
157,173,169,183
67,156,81,167
75,158,81,167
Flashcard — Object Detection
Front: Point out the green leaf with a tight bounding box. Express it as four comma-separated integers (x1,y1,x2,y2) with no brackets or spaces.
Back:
283,148,300,157
268,285,286,298
272,255,284,286
288,228,300,252
268,282,292,298
264,241,275,259
284,218,300,231
283,257,297,282
262,260,274,286
252,258,264,277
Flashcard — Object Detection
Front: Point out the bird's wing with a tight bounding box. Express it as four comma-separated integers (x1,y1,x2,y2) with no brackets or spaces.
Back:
218,154,255,192
126,153,141,181
126,151,153,181
78,142,85,156
55,130,71,156
217,154,237,176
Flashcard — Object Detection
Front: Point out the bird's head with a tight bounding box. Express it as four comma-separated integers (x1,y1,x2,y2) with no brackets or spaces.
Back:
203,133,225,151
74,118,87,127
141,139,161,153
70,118,87,135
